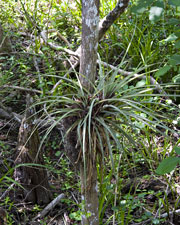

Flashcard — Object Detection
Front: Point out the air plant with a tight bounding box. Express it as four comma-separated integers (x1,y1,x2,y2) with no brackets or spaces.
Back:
38,60,176,176
36,60,177,224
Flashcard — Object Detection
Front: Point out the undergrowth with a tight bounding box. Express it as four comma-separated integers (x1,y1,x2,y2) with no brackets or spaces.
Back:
0,0,180,224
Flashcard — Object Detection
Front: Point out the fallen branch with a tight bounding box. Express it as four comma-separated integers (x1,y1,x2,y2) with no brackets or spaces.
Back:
98,60,167,95
1,85,42,94
0,184,15,201
0,104,62,129
40,30,80,58
33,193,65,220
56,31,71,47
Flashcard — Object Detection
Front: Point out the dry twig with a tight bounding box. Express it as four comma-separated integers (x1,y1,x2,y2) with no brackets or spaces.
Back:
33,193,65,220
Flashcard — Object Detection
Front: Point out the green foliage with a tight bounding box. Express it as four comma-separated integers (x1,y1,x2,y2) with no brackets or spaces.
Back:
69,211,82,221
129,0,180,84
0,0,180,224
0,197,15,225
156,146,180,175
40,63,174,173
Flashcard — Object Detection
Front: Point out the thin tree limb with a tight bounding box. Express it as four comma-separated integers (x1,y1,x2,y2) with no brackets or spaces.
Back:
98,60,167,95
57,31,71,47
99,0,130,40
40,30,80,58
0,85,42,94
39,0,129,65
33,193,65,220
69,0,130,63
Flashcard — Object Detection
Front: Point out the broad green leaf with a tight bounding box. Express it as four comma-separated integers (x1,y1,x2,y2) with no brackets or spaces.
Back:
168,54,180,66
168,0,180,7
164,34,178,42
131,0,154,14
149,6,163,21
175,32,180,38
156,157,179,175
155,65,171,78
174,146,180,154
131,5,147,14
175,40,180,49
167,18,180,25
152,219,160,225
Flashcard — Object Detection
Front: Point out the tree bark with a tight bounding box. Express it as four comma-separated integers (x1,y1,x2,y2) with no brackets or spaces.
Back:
98,0,130,40
62,1,130,224
14,94,52,205
80,163,99,225
79,0,99,92
79,1,99,224
67,0,129,68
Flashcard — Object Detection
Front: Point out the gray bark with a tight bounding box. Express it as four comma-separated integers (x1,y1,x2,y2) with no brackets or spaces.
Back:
80,163,99,225
68,0,129,68
80,0,99,92
99,0,130,40
80,1,99,225
62,1,130,224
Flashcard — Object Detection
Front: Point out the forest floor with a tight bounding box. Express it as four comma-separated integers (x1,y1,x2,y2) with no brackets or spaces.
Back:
0,15,180,225
0,96,180,224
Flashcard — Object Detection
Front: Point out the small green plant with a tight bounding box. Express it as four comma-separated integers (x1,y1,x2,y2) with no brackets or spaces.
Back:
69,210,83,222
0,141,9,152
0,197,14,225
32,204,41,212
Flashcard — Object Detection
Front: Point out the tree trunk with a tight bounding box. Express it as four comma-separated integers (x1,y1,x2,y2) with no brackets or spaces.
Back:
14,94,52,205
80,163,99,225
62,1,130,224
66,0,129,68
80,1,99,224
80,0,99,92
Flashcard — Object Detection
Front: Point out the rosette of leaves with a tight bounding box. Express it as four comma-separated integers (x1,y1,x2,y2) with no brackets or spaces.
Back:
39,64,174,181
36,62,179,224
